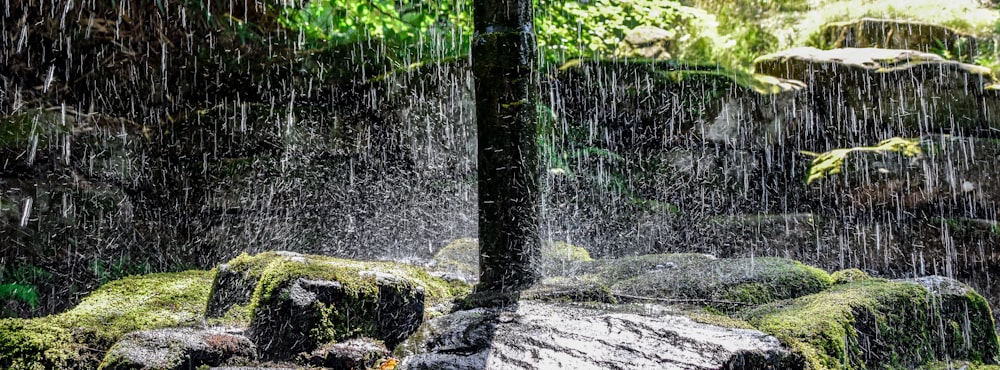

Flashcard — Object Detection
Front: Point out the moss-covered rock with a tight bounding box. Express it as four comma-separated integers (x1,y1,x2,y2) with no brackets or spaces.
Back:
98,328,257,370
208,251,467,328
246,269,422,358
521,254,831,313
746,277,999,369
830,269,876,285
0,270,214,369
202,251,467,358
430,238,594,283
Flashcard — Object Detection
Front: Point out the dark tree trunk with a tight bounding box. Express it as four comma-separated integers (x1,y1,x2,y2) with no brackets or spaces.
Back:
473,0,541,294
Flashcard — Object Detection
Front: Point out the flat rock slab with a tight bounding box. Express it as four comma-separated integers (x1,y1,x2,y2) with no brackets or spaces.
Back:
99,328,256,370
398,301,798,370
817,18,978,61
753,47,1000,144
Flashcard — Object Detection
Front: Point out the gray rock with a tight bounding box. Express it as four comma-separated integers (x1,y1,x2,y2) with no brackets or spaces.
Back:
398,301,799,370
618,25,674,60
754,47,1000,145
817,18,979,62
98,328,257,370
301,337,389,369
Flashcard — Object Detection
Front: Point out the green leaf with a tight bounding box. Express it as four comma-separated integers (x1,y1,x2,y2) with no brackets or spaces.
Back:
802,137,923,184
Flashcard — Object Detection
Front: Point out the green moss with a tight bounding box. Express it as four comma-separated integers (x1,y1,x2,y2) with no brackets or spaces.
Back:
544,241,594,262
431,239,479,280
236,252,464,313
830,269,877,285
0,270,215,369
606,256,832,311
684,308,757,330
922,361,1000,370
0,319,78,370
746,280,999,369
57,270,214,347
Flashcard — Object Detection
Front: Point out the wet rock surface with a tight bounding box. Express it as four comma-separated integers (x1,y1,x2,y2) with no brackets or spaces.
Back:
300,337,390,369
747,276,999,369
239,258,426,357
398,301,799,370
98,328,257,370
2,251,998,369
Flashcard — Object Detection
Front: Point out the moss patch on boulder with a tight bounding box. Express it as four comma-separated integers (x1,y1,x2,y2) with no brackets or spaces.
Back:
207,251,469,328
583,254,833,311
746,279,999,369
430,238,595,283
0,270,214,369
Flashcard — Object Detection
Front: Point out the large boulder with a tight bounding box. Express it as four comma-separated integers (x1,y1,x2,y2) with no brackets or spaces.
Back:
204,251,462,359
397,301,800,370
753,47,1000,146
817,18,979,62
0,270,215,369
247,272,422,357
98,328,256,370
747,276,999,369
430,238,594,283
527,254,832,310
617,25,674,60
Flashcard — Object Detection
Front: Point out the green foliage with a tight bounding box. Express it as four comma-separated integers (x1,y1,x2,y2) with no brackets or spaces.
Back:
276,0,727,70
0,284,39,317
0,265,51,317
90,256,151,285
535,0,716,66
538,102,678,212
801,137,922,184
278,0,470,66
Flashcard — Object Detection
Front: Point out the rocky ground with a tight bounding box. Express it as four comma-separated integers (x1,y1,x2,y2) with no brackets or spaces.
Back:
1,247,997,369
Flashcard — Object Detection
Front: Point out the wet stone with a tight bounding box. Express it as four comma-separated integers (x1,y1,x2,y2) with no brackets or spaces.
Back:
300,337,389,369
98,328,257,370
245,263,425,358
397,301,800,370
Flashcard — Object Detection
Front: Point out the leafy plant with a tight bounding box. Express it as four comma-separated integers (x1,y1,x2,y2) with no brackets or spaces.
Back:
535,0,716,66
277,0,725,70
800,137,922,184
0,265,50,317
0,284,39,308
91,256,152,285
278,0,471,66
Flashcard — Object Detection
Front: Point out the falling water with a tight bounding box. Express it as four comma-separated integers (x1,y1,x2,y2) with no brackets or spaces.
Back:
1,0,999,344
